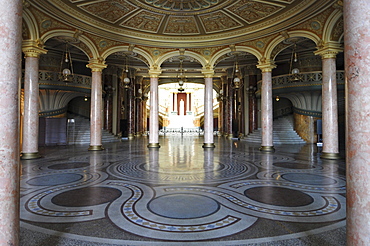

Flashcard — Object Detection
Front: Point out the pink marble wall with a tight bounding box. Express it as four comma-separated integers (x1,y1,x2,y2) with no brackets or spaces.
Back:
344,1,370,245
293,113,317,143
0,0,23,244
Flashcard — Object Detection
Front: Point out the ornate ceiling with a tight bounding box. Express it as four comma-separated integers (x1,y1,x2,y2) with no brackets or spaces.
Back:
30,0,335,48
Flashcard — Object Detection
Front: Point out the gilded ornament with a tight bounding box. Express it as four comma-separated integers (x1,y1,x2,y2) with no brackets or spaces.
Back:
41,20,52,29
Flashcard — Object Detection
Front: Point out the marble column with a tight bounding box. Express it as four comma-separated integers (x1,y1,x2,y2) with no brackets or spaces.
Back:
315,44,342,159
257,62,276,152
148,68,161,148
0,0,22,244
248,75,258,133
226,78,233,138
127,83,135,140
174,92,178,113
344,1,370,245
21,41,47,159
202,68,215,148
87,60,107,151
142,97,148,136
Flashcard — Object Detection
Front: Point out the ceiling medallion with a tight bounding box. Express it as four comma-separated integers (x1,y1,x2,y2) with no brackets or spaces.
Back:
144,0,220,12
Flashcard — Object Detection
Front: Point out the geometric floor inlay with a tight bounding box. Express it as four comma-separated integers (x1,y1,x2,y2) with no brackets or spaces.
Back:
20,137,347,245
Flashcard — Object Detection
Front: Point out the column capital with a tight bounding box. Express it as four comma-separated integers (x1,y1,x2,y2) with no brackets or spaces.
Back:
256,59,276,73
22,39,47,58
315,42,343,59
87,58,107,72
201,66,215,78
148,66,162,78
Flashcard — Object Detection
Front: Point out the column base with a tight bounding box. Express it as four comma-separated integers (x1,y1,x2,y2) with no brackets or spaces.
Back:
320,152,341,160
21,152,42,160
128,134,135,140
88,145,104,151
227,134,234,139
147,143,160,148
202,143,216,148
259,146,275,152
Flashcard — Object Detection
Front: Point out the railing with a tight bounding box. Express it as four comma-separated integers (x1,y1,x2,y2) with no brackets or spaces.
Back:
257,70,345,91
22,70,92,88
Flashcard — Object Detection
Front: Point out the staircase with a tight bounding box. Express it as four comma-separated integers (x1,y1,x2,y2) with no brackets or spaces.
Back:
243,115,306,144
66,115,119,144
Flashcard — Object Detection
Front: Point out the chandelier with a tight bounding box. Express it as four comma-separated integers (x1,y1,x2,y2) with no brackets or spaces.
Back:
122,56,131,89
60,42,74,82
232,52,243,89
177,57,186,92
289,41,302,82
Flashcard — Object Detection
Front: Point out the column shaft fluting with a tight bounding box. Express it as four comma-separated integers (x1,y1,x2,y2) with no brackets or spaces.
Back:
344,1,370,245
0,0,22,244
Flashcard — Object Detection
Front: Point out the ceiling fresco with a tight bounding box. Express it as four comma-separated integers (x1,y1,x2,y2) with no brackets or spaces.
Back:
30,0,334,47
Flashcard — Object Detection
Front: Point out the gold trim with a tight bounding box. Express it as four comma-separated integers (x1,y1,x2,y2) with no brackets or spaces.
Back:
21,152,42,160
320,152,341,160
88,145,104,151
202,143,215,148
128,133,135,140
147,143,161,148
259,146,275,152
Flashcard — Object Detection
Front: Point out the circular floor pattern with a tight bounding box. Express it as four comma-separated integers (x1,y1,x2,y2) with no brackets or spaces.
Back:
51,187,122,207
26,173,83,186
48,162,90,170
107,159,258,184
273,162,315,169
148,194,220,219
282,173,337,185
244,186,314,207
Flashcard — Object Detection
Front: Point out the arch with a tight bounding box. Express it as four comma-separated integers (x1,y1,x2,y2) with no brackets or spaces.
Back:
101,46,153,67
22,9,39,40
40,29,99,59
322,9,343,42
209,46,262,67
266,30,321,60
156,50,207,68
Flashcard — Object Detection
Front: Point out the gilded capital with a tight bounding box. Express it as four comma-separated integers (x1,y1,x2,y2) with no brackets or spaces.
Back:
22,40,47,58
257,59,276,73
148,67,162,78
87,58,107,72
202,66,214,78
315,42,343,59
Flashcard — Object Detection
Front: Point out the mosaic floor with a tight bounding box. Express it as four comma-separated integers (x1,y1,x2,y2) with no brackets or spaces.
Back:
20,136,346,246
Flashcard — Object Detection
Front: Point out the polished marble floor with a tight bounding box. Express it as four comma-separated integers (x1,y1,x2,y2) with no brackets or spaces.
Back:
20,136,346,246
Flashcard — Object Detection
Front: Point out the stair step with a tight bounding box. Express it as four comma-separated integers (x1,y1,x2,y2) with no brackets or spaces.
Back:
67,114,119,144
243,115,306,144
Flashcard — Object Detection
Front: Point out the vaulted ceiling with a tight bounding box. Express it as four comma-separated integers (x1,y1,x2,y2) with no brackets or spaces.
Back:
30,0,335,48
